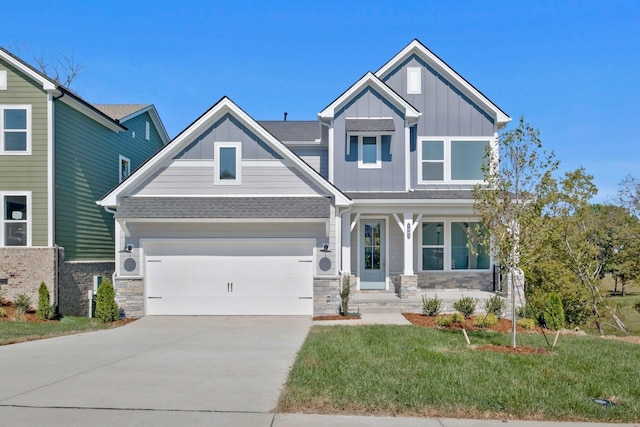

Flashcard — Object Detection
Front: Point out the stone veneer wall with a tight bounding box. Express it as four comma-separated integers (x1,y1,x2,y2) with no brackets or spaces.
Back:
313,276,341,316
417,271,494,291
58,260,115,316
0,248,57,308
114,278,144,318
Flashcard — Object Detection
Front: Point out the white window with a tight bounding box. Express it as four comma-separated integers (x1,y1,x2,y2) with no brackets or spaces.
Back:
0,105,31,154
350,134,381,169
0,71,7,90
119,155,131,182
421,221,490,271
418,137,490,184
407,67,421,94
1,192,30,247
214,142,242,185
145,121,150,140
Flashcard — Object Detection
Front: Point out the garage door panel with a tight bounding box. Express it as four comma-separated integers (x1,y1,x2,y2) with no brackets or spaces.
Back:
144,239,314,316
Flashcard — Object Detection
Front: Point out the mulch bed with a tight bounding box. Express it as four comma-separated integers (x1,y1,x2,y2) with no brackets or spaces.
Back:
313,314,361,321
0,301,42,322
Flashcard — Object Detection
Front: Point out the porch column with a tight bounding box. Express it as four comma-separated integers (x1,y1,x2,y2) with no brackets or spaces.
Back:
341,211,352,275
403,212,414,275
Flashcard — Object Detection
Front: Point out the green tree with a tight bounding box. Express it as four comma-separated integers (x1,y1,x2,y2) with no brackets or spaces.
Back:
474,117,559,347
36,282,53,320
95,279,119,322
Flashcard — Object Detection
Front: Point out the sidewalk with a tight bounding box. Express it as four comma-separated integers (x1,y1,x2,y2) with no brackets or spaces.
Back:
313,312,411,326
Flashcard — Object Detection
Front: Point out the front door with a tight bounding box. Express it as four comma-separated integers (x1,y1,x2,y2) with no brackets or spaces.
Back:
360,220,386,290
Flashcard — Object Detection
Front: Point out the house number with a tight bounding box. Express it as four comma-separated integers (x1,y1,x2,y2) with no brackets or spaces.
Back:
406,223,411,239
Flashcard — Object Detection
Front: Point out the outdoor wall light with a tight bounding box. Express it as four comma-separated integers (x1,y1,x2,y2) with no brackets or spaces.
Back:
120,244,133,253
321,243,331,253
326,295,331,302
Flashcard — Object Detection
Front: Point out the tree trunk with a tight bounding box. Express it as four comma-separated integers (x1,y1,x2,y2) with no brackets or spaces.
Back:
622,278,627,296
613,276,618,296
593,305,604,336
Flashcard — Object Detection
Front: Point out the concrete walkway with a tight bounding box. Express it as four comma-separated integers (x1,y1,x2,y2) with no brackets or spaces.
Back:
313,312,412,326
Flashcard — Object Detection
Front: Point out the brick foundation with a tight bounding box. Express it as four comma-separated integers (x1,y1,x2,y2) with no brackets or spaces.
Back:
0,248,57,310
58,260,115,316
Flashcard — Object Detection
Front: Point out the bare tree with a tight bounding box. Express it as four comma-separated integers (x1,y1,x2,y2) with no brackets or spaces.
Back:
33,51,82,88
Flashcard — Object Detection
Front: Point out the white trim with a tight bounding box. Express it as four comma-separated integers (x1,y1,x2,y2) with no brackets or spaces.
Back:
58,96,124,132
0,191,32,247
404,124,411,191
214,141,242,185
375,40,511,128
118,105,170,145
355,134,381,169
0,70,6,90
99,97,351,207
407,67,421,94
417,136,493,185
0,105,32,155
0,49,56,91
119,155,131,182
47,94,54,246
127,193,327,199
328,121,334,182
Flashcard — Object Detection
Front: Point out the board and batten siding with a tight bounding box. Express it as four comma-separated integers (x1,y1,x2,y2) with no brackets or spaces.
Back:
0,58,49,246
332,87,407,192
55,104,164,260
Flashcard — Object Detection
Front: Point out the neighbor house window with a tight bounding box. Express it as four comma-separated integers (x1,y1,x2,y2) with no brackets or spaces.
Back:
421,221,490,271
119,155,130,182
145,121,150,140
214,142,242,185
0,105,31,154
418,137,490,183
2,193,29,246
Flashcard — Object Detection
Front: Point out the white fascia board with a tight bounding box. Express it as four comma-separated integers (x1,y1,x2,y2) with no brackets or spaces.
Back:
119,105,170,144
0,49,57,91
99,97,352,208
58,95,124,132
118,217,329,224
318,72,421,122
375,40,510,128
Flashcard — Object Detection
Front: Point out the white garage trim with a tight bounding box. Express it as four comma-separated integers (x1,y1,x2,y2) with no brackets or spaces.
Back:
141,238,315,316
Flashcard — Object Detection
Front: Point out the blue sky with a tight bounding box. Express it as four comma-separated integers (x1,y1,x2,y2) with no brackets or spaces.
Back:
2,1,639,201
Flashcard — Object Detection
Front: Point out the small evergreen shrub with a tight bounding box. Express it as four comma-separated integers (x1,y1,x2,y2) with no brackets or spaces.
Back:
436,315,453,327
543,292,565,330
473,313,498,327
0,307,6,317
451,312,465,324
95,279,119,322
453,296,478,318
422,294,442,316
517,318,536,330
14,293,31,313
633,299,640,314
340,274,351,315
36,282,54,320
484,294,506,317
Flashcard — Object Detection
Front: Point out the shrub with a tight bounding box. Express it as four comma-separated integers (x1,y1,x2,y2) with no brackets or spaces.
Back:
0,307,6,317
453,296,478,318
422,294,442,316
36,282,54,320
95,279,119,322
543,292,565,330
340,274,351,315
436,315,453,327
517,318,536,330
484,294,506,317
14,293,31,313
451,312,465,324
473,313,498,327
634,299,640,314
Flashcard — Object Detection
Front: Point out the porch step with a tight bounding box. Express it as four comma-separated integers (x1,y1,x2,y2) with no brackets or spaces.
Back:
349,291,420,314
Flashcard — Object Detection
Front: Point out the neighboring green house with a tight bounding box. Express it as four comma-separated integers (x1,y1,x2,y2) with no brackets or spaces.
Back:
0,47,169,314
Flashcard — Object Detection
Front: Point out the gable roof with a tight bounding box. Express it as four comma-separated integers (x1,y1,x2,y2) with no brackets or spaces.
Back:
318,72,421,123
258,120,319,143
375,39,511,128
98,96,351,208
94,104,170,144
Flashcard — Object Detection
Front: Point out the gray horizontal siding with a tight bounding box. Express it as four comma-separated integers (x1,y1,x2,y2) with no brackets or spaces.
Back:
291,147,328,178
132,162,323,196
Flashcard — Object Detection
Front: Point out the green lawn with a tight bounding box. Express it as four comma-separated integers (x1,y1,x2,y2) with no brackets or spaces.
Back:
602,276,640,335
278,325,640,422
0,316,127,346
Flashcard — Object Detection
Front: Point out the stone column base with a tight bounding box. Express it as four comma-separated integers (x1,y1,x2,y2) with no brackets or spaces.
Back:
399,275,418,299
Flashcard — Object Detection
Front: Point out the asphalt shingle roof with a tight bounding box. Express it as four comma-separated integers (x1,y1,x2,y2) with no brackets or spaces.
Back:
115,197,331,219
93,104,150,121
258,121,319,142
345,190,474,200
345,118,395,132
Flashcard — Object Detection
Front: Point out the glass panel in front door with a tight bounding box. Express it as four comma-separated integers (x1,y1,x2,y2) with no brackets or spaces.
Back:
364,223,381,271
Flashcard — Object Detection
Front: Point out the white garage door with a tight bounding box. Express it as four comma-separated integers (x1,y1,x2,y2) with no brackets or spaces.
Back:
144,239,314,315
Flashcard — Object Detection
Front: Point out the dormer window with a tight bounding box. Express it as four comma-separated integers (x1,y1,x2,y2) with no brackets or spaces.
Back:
346,118,394,170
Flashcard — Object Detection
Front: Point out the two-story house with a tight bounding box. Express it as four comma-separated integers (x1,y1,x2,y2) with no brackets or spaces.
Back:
0,47,169,314
98,40,510,317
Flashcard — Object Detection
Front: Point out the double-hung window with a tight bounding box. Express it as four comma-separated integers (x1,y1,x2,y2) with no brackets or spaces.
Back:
0,105,31,154
214,142,242,185
421,221,490,271
418,137,490,183
2,193,30,247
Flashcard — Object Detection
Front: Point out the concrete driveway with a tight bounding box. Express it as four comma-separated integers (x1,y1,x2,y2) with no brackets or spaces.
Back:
0,316,311,426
